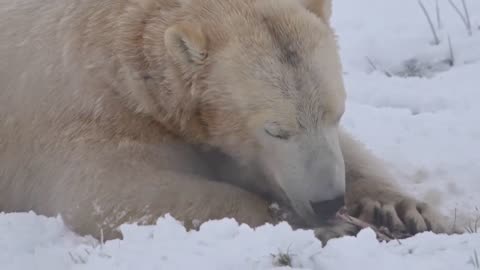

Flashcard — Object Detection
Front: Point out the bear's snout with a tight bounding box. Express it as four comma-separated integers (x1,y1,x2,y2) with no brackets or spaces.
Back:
311,195,345,221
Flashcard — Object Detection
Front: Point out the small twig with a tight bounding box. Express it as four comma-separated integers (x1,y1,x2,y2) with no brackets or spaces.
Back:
336,212,390,242
336,208,410,243
418,0,441,45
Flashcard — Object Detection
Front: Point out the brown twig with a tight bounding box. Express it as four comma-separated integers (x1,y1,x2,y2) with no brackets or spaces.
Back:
336,208,411,243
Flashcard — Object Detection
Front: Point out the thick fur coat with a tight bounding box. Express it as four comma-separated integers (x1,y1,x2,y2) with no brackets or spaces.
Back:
0,0,451,241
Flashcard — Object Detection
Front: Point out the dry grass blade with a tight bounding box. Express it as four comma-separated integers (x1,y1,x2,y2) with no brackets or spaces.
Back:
465,215,480,233
271,245,294,267
366,56,393,77
470,250,480,269
447,35,455,66
271,252,293,267
418,0,441,45
448,0,473,36
436,0,443,29
461,0,472,35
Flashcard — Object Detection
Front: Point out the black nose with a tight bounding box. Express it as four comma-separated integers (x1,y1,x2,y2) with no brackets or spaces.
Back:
311,195,345,220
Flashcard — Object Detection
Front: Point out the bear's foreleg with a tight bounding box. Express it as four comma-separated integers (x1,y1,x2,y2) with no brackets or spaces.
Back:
339,128,453,235
43,141,275,240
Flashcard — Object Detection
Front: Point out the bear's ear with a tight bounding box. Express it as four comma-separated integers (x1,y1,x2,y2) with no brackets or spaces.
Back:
164,22,208,67
300,0,332,23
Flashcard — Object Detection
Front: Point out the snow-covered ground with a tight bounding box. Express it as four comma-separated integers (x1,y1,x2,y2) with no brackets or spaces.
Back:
335,0,480,228
1,0,480,269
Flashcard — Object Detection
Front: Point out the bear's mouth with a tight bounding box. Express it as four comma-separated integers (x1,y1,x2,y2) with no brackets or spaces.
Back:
261,126,347,226
311,196,346,222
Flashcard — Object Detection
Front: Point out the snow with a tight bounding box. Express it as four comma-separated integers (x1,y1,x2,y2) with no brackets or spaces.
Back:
1,0,480,269
1,212,479,270
333,0,480,226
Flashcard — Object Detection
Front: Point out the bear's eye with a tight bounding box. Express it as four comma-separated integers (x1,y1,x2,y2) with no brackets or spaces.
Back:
264,121,290,140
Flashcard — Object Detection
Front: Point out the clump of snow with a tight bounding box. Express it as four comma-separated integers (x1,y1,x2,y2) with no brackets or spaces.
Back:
2,0,480,269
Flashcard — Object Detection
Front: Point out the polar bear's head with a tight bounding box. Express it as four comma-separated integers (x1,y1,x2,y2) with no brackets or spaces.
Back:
135,0,345,225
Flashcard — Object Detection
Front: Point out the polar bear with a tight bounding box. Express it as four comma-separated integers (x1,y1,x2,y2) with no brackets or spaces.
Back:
0,0,451,242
